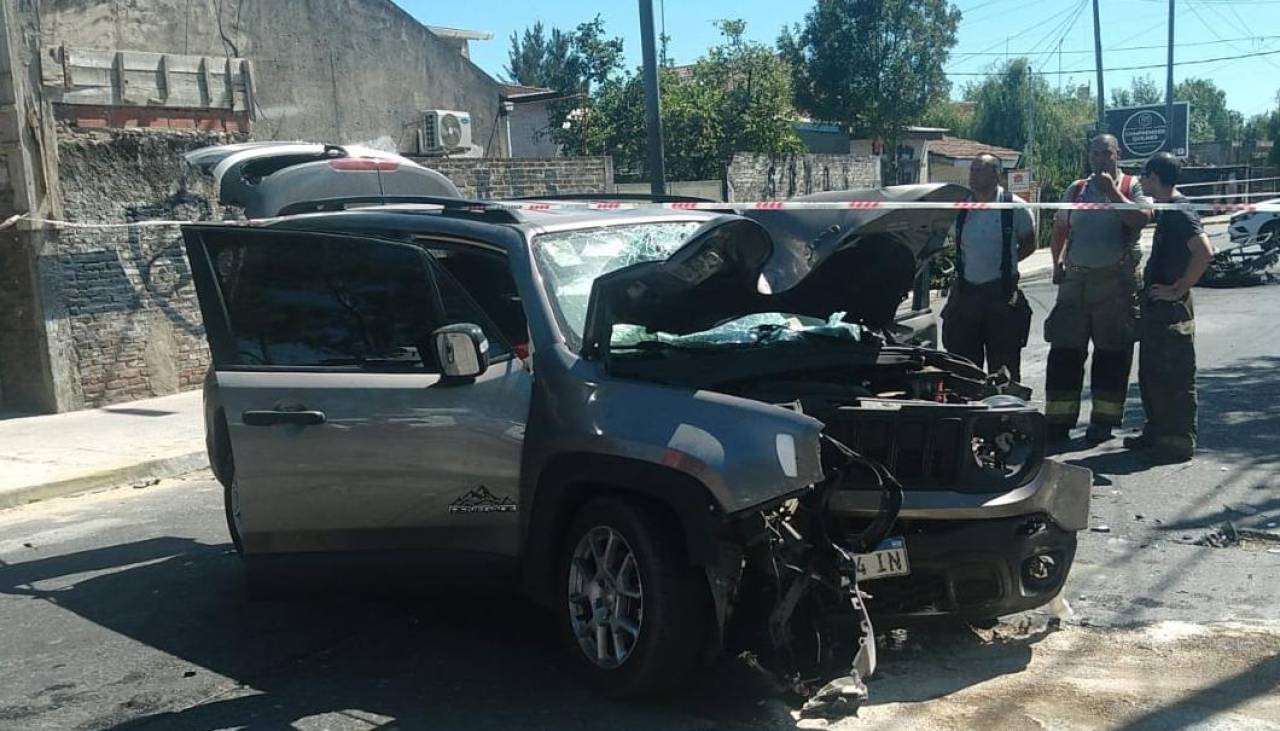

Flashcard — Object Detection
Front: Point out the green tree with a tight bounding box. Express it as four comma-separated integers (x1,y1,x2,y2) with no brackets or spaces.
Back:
1109,74,1162,108
504,22,578,91
506,17,625,156
571,20,803,181
1174,78,1242,144
916,99,973,139
779,0,961,174
965,59,1096,202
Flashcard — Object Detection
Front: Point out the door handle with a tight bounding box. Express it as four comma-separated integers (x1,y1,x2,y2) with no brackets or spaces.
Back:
242,409,327,427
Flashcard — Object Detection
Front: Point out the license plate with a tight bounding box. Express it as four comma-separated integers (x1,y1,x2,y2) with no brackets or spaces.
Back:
853,537,910,582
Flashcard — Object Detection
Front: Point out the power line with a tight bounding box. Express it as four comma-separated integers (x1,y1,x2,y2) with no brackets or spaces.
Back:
949,34,1279,58
947,46,1280,76
1187,0,1280,70
947,4,1085,64
1030,0,1089,72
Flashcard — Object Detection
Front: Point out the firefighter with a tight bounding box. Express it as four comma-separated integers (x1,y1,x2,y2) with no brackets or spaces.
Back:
941,154,1036,381
1125,152,1214,462
1044,134,1154,444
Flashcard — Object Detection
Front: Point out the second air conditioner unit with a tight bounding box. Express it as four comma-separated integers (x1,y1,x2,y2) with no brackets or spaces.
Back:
419,110,473,155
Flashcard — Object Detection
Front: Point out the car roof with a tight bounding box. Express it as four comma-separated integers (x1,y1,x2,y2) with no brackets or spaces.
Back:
188,202,721,249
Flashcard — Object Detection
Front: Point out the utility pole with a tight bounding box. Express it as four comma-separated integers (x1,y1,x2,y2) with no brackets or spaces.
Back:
639,0,667,196
1166,0,1176,155
1092,0,1106,129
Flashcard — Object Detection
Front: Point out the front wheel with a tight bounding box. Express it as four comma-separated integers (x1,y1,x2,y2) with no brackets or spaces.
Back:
558,497,709,697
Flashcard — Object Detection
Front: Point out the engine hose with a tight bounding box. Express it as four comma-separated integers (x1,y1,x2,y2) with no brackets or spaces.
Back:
819,433,904,553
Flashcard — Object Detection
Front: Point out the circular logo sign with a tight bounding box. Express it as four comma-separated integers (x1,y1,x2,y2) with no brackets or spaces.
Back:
1121,110,1168,157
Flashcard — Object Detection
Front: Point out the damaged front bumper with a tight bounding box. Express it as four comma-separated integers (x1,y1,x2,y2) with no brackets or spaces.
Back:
825,459,1092,619
825,459,1093,532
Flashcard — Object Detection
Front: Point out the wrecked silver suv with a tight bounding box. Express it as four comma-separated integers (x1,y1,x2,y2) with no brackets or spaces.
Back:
186,146,1090,706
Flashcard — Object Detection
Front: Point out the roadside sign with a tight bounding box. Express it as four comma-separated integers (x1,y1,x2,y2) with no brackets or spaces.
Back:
1104,102,1190,162
1008,169,1033,193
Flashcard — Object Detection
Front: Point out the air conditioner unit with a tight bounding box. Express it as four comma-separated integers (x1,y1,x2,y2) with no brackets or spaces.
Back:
419,110,473,155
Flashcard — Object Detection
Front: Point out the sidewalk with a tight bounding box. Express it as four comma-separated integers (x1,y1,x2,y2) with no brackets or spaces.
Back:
0,390,206,510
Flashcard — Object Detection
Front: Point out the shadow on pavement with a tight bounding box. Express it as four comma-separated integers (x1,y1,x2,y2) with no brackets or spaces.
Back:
0,536,1048,730
1112,652,1280,731
1193,355,1280,469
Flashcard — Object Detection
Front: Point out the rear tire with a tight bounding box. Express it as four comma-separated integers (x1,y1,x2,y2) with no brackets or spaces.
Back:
558,496,709,698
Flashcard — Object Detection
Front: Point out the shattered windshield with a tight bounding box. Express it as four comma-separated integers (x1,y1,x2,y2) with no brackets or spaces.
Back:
532,221,866,349
532,221,704,341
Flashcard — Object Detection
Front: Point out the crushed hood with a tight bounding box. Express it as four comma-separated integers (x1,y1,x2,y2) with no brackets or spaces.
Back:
583,183,968,354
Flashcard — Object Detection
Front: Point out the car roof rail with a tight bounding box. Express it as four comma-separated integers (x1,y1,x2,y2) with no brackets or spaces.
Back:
274,195,523,223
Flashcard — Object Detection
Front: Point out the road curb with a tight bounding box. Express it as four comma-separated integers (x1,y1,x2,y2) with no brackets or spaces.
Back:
0,452,209,510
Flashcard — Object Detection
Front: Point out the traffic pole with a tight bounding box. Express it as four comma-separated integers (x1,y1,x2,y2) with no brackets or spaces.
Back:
639,0,667,196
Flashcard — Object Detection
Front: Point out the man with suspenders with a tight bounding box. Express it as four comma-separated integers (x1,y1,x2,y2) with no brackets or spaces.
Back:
1044,134,1154,444
942,154,1037,381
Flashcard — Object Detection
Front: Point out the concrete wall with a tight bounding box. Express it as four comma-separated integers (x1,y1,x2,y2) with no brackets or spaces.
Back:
726,153,880,201
615,180,723,201
509,100,561,158
38,128,234,410
419,157,614,199
38,0,508,156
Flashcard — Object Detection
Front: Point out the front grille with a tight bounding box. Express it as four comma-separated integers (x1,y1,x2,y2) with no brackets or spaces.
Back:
823,407,970,488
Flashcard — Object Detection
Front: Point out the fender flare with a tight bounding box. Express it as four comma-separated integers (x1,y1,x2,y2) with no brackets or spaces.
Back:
522,452,728,606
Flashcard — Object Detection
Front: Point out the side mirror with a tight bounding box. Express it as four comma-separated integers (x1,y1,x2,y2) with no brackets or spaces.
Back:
433,323,489,380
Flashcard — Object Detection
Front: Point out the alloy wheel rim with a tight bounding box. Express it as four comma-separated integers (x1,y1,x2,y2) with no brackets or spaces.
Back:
567,525,644,669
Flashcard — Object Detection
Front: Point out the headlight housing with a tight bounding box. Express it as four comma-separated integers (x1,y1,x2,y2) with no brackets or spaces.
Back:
965,401,1044,490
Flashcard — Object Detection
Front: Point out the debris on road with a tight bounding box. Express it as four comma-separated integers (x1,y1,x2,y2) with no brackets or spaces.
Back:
1091,525,1112,533
1225,503,1260,516
1196,522,1241,548
799,675,869,720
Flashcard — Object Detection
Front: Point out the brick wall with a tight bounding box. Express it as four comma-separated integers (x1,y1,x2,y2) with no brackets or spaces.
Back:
726,153,880,201
46,128,239,409
412,157,614,199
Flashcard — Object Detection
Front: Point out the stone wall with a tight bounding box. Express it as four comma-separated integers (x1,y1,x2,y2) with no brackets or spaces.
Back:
726,153,880,201
41,128,236,409
421,157,614,199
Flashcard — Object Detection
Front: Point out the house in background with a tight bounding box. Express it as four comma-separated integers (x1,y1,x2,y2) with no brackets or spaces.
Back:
849,127,1023,188
925,136,1023,186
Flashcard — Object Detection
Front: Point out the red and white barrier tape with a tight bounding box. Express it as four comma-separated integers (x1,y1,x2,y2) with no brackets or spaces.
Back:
0,198,1275,232
495,199,1275,213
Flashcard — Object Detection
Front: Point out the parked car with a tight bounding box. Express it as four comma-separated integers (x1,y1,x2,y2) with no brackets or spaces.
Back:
184,144,1091,700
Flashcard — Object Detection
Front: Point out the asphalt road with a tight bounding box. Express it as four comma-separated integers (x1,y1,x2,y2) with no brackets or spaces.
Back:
2,263,1278,730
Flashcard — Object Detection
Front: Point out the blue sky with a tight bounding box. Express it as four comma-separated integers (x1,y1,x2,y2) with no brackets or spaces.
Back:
404,0,1280,118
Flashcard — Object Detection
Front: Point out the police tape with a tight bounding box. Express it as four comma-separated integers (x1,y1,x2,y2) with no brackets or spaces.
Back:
0,198,1276,232
503,199,1278,213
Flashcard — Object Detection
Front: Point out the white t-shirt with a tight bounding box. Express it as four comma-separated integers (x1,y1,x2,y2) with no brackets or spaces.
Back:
956,187,1035,285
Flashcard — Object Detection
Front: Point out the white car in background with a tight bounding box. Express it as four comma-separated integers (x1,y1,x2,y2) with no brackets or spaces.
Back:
1228,201,1280,245
1200,198,1280,287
